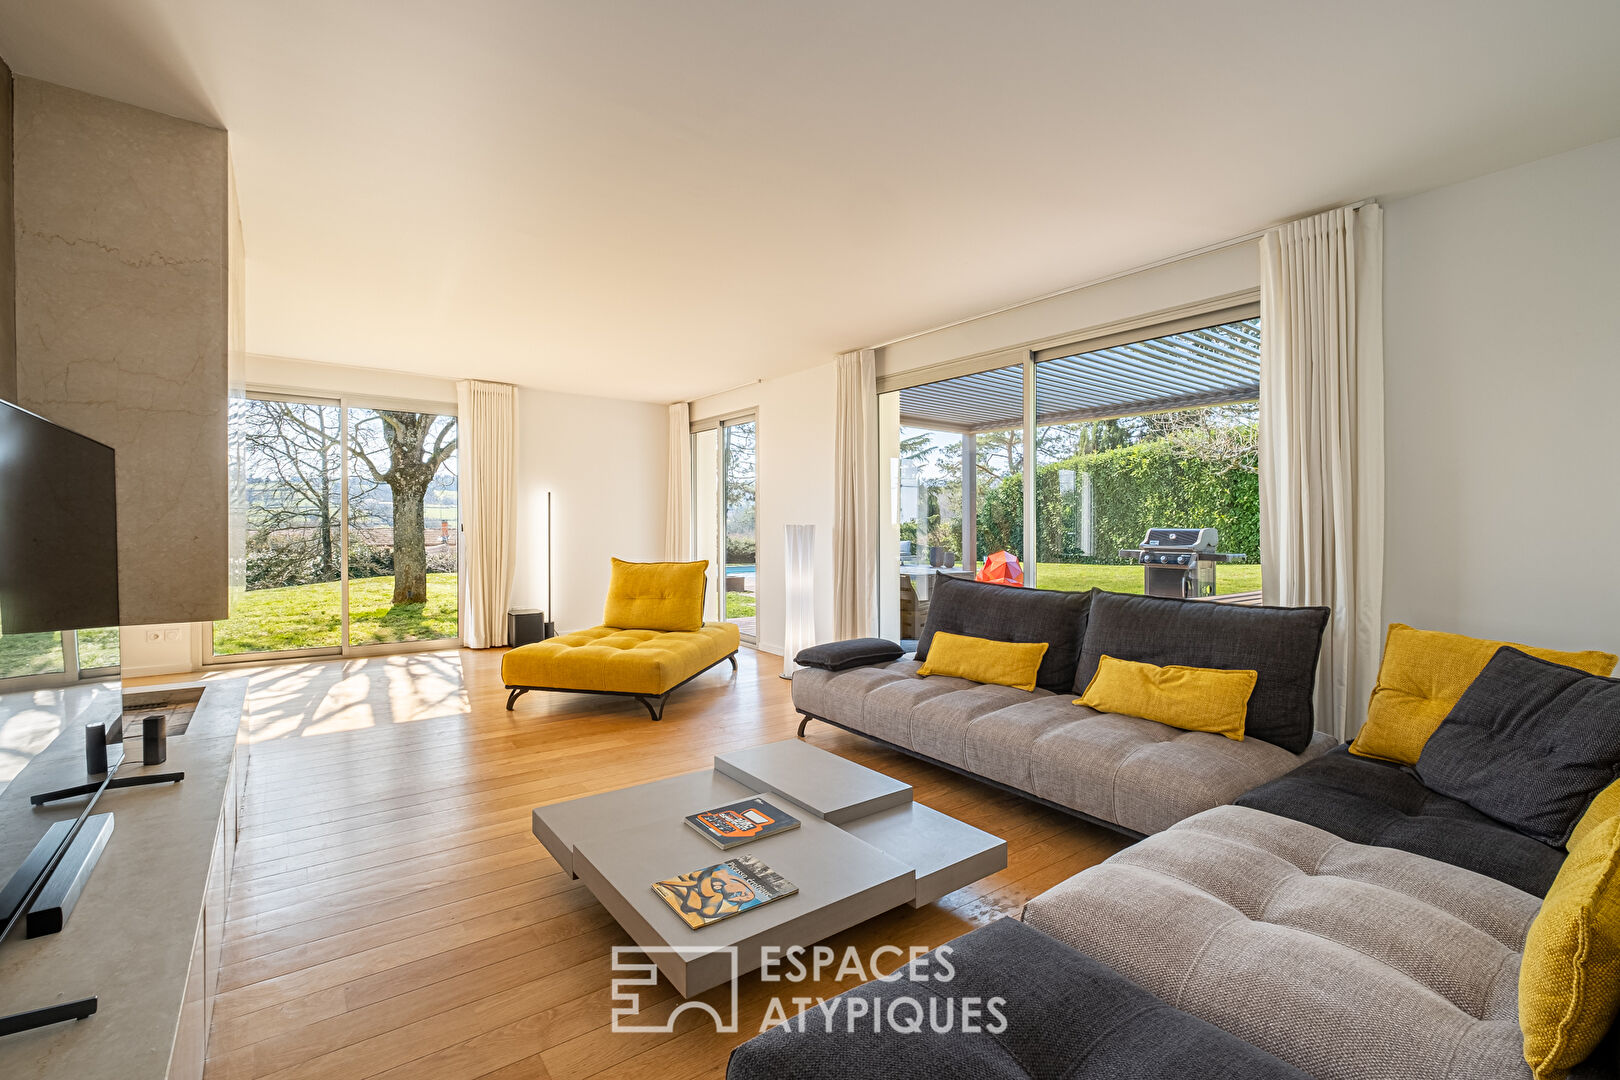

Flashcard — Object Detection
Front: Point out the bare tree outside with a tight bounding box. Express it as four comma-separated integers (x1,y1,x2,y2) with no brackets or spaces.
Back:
348,409,458,605
215,397,460,655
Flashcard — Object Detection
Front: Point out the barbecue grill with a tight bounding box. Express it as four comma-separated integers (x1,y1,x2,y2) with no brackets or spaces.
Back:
1118,528,1247,599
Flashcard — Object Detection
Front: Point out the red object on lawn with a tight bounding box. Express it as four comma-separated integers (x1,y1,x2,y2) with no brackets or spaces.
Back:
976,550,1024,587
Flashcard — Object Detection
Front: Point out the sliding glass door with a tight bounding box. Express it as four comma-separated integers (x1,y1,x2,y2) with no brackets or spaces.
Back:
879,309,1265,641
211,392,458,661
690,414,757,644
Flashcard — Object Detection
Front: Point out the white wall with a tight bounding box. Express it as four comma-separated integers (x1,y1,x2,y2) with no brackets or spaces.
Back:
508,387,667,632
690,363,838,657
124,355,666,675
1382,136,1620,654
877,242,1259,381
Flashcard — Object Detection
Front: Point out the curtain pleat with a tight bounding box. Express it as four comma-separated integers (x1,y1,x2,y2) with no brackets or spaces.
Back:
456,379,519,648
1259,205,1385,740
664,402,692,561
833,349,877,639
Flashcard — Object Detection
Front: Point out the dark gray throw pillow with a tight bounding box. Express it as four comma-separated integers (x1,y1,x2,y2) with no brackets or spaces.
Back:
794,638,904,672
914,577,1092,693
1073,591,1329,753
1416,647,1620,847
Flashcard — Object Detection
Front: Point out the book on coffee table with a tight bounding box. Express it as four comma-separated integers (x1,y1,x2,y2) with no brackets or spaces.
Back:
684,796,800,849
651,854,798,929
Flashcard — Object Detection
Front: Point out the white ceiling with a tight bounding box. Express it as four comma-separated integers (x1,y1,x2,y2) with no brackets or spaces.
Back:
0,1,1617,404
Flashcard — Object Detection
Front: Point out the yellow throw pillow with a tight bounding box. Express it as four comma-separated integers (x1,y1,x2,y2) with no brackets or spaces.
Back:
916,631,1048,692
1074,654,1256,741
601,558,707,632
1520,814,1620,1078
1570,779,1620,852
1349,624,1617,766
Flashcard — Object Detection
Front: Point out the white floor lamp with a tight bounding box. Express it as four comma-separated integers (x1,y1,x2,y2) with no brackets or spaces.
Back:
782,524,816,679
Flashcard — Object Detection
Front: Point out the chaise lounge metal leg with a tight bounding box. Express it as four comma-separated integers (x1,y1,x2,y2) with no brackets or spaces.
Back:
797,713,814,738
727,653,738,672
505,688,527,711
635,696,666,722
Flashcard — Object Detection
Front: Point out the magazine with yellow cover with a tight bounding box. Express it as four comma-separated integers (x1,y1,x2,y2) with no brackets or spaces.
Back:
651,854,797,929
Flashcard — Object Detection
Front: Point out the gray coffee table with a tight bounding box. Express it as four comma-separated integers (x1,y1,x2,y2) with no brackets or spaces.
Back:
530,739,1007,996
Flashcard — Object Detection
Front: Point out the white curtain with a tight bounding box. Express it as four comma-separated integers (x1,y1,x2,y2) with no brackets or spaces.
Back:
1259,204,1385,741
833,349,877,639
664,401,692,560
456,379,519,648
782,524,816,677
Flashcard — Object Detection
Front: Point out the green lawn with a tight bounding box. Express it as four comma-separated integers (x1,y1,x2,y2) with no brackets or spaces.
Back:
1032,562,1262,595
0,625,121,679
213,573,458,655
725,592,756,618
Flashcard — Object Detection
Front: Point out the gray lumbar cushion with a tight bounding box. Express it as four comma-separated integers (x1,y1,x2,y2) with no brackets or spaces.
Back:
1073,591,1328,753
1417,646,1620,847
794,638,904,672
914,577,1092,693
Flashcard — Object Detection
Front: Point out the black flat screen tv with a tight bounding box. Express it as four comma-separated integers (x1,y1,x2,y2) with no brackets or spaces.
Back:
0,400,120,634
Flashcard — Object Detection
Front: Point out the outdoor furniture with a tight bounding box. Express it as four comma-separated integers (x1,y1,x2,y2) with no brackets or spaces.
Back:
530,739,1006,996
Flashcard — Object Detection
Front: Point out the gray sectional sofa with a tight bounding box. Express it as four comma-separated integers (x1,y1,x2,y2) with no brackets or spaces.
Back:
792,580,1335,836
733,581,1620,1080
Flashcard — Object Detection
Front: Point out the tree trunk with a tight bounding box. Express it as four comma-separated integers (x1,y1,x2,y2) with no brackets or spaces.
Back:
392,488,428,605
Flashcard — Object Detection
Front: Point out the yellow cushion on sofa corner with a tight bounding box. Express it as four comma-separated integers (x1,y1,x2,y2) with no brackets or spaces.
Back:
601,558,707,632
1074,655,1256,741
1349,624,1617,766
1520,814,1620,1078
1570,779,1620,852
916,631,1048,692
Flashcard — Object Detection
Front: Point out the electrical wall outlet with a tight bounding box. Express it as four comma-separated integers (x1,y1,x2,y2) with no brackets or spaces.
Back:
164,629,182,642
145,630,162,643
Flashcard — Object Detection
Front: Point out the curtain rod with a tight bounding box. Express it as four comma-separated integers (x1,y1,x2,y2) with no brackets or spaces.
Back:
864,199,1372,352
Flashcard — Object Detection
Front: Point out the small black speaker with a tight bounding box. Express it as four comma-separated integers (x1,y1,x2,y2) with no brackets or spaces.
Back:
142,715,167,766
508,609,549,647
84,722,108,776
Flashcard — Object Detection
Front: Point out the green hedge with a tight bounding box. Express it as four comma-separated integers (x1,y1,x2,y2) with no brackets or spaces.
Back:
974,435,1259,562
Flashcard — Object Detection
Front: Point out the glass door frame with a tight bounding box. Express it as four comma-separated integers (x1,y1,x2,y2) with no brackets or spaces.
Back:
205,387,461,666
690,410,758,646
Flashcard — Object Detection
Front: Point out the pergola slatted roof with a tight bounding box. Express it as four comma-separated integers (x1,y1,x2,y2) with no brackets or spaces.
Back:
898,318,1260,433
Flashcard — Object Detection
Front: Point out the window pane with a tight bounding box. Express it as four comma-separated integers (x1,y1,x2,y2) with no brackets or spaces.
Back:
213,398,345,655
76,626,121,670
722,421,756,640
1032,318,1262,597
347,408,458,644
0,623,65,679
881,363,1026,641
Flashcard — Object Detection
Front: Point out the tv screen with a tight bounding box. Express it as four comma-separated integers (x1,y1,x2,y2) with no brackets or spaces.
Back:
0,400,120,634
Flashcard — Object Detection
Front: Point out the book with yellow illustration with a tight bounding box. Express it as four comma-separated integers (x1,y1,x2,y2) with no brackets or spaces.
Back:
651,854,798,929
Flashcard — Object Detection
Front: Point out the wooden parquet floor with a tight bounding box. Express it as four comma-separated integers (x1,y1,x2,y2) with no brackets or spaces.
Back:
137,647,1126,1080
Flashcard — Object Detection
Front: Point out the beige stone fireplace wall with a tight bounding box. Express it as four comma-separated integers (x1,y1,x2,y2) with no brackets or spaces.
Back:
13,77,230,624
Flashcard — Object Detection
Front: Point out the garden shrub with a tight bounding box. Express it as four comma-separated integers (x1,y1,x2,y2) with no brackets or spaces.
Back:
973,434,1259,563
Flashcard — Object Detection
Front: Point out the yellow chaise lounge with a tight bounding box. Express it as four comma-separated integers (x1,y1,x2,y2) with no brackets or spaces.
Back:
501,558,741,721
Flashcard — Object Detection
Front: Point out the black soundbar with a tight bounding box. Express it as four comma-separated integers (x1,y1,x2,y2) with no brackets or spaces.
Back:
26,813,115,938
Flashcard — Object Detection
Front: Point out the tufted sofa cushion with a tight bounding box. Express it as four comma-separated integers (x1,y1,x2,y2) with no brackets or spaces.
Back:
792,662,1332,835
1237,746,1567,896
726,917,1313,1080
500,623,739,696
1024,804,1544,1080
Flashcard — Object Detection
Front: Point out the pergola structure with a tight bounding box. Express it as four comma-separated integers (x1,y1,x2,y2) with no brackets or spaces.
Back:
894,318,1260,574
